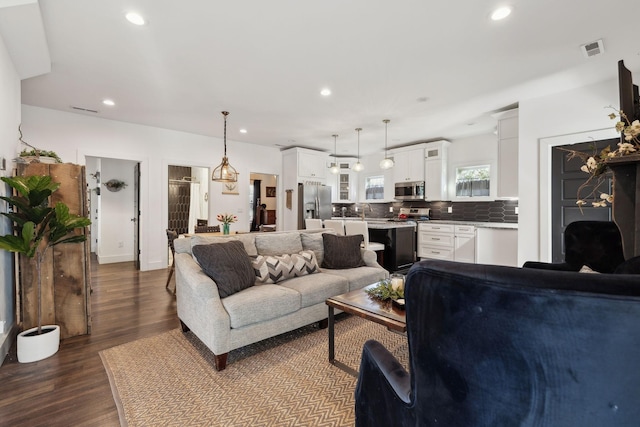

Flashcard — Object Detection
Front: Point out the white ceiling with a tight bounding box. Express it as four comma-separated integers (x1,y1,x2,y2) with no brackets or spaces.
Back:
11,0,640,156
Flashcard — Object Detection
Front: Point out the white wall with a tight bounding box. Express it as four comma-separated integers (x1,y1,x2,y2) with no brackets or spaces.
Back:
0,32,21,363
20,105,283,271
447,133,497,200
518,76,624,266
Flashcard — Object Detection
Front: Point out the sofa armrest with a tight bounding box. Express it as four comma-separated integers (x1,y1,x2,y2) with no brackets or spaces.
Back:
175,253,232,354
361,248,382,268
522,261,576,271
355,340,412,426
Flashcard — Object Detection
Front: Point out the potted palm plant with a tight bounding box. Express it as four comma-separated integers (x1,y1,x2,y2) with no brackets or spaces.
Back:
0,175,91,363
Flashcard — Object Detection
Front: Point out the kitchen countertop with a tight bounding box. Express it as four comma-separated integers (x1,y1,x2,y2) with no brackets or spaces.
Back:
329,217,518,229
424,220,518,230
329,217,416,229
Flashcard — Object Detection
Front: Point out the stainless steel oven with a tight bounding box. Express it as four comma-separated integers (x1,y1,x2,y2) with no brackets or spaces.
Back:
394,181,425,200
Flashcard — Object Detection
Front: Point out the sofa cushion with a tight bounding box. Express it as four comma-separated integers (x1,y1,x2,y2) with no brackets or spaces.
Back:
221,284,301,328
191,234,258,256
321,233,366,269
255,232,303,256
252,250,319,284
323,266,389,291
280,272,349,307
301,230,335,266
192,240,256,298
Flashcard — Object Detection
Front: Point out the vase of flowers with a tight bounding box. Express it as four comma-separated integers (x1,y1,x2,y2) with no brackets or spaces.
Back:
560,107,640,208
217,213,237,235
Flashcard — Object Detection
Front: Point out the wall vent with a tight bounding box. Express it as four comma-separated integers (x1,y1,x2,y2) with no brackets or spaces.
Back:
580,39,604,58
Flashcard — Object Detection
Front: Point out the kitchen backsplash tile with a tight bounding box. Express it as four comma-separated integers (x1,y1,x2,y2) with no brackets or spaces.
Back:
332,200,518,223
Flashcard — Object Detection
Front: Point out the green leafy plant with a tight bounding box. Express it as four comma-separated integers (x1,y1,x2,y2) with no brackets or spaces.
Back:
365,279,404,301
0,176,91,334
19,149,62,163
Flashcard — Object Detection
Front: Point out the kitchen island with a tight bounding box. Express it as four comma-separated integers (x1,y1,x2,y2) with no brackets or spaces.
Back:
329,217,417,272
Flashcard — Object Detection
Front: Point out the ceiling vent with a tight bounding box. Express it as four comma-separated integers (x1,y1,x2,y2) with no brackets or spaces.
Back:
71,106,98,113
580,39,604,58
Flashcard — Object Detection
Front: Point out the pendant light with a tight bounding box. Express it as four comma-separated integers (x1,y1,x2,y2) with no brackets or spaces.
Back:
352,127,364,172
212,111,238,182
329,134,340,174
379,119,394,170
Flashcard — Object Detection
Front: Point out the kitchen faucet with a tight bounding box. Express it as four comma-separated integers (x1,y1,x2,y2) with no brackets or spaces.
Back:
357,203,372,220
341,206,347,218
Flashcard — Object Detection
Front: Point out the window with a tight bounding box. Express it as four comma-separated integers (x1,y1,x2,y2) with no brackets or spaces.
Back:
455,165,490,197
365,175,384,200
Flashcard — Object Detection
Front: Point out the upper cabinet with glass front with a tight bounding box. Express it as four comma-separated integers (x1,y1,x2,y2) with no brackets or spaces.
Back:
328,158,357,202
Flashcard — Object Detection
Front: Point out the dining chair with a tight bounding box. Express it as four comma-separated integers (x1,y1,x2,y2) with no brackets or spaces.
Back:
345,221,385,258
304,218,323,229
323,219,345,236
165,229,178,293
194,225,221,233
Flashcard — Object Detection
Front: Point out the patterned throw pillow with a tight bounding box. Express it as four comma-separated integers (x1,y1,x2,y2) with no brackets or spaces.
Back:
252,250,319,284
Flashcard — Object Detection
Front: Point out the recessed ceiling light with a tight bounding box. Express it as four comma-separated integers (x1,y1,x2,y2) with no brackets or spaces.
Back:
320,88,331,96
102,99,115,106
491,6,512,21
125,12,146,26
239,129,247,134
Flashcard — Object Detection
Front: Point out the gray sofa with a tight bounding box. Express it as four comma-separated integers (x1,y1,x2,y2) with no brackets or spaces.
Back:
174,229,388,370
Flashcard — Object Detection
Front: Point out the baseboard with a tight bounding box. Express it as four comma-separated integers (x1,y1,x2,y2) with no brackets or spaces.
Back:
97,254,135,264
0,323,19,367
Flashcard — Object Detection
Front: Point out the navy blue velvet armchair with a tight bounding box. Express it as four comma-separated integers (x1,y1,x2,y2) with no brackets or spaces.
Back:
355,259,640,427
523,220,627,273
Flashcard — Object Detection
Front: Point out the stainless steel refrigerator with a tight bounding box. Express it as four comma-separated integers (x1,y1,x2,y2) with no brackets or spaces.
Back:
297,183,332,229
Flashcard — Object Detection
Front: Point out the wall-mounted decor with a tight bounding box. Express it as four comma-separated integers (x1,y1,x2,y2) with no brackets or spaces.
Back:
222,182,239,195
286,189,293,209
266,186,276,197
104,179,127,192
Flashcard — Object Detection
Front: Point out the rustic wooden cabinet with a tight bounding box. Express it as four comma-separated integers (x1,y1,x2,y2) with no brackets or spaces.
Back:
16,163,91,339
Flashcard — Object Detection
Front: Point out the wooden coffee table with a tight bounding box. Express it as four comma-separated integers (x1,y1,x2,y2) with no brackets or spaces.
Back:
326,283,406,376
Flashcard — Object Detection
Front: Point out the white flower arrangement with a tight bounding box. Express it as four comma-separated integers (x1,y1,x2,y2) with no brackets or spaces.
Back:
561,107,640,208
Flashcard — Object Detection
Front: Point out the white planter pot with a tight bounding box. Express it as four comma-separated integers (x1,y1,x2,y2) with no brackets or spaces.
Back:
17,325,60,363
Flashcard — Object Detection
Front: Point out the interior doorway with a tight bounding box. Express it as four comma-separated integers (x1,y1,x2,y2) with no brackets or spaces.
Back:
85,156,140,266
168,165,210,235
250,173,278,231
550,139,615,262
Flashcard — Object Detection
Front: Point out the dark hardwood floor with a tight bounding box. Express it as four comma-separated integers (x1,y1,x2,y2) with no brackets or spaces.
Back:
0,256,177,427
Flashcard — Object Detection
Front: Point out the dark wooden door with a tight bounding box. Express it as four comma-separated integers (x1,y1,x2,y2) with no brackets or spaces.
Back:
550,139,616,262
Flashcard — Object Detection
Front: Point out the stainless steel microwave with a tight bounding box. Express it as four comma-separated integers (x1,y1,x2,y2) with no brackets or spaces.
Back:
394,181,425,200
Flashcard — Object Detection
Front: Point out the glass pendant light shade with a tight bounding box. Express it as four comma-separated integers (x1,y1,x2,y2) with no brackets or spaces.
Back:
212,111,238,182
329,134,340,174
379,119,394,170
352,127,364,172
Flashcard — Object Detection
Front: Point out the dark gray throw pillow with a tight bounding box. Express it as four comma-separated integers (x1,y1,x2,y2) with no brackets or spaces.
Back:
321,233,365,269
192,240,255,298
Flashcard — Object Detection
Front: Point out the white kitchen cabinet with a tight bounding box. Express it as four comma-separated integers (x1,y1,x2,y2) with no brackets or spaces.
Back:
298,149,329,181
328,159,357,202
393,147,425,183
494,109,518,199
419,222,476,263
424,141,449,200
454,225,476,263
475,228,518,267
418,223,455,261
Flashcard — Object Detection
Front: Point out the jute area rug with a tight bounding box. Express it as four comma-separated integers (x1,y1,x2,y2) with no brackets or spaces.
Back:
100,315,408,426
